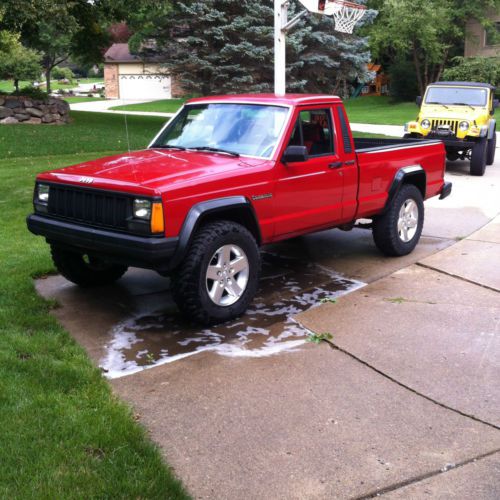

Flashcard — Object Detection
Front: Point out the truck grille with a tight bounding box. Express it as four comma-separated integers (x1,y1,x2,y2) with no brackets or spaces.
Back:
431,119,459,135
47,185,130,231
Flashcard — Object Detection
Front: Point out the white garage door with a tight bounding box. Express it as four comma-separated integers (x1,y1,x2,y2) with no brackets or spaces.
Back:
119,74,171,100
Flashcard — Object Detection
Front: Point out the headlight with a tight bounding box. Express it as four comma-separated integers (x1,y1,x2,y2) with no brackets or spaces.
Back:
133,199,152,219
459,121,469,131
421,119,431,129
37,184,50,204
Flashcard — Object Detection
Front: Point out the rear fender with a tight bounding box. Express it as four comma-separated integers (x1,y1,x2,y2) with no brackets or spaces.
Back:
382,165,426,214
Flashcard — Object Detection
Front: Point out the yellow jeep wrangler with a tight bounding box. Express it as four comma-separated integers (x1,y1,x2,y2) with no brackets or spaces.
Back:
404,82,498,176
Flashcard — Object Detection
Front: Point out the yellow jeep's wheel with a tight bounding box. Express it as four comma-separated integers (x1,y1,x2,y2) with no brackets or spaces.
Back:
470,138,487,176
486,128,496,166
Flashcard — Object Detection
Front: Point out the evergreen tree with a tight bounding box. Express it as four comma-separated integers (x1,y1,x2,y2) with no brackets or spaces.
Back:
135,0,376,96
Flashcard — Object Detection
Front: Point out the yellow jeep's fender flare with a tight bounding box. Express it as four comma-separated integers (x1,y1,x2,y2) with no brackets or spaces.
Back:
488,119,496,140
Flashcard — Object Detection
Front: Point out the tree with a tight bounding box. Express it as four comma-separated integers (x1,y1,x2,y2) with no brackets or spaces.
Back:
368,0,500,96
0,40,42,92
133,0,376,96
0,0,163,93
443,56,500,87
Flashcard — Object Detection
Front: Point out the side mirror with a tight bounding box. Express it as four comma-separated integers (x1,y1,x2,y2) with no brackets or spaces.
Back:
282,145,308,163
416,96,422,107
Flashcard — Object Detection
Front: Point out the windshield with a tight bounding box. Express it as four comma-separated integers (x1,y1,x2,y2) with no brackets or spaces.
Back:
425,87,488,107
152,103,289,158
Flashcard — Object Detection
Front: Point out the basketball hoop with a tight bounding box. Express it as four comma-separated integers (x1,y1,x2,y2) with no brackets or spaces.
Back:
298,0,366,34
274,0,367,95
330,0,366,34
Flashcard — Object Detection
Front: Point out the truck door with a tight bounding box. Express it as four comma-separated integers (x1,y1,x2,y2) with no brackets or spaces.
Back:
273,106,344,237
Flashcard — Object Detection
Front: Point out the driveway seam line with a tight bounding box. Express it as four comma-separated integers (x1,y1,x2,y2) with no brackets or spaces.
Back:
416,262,500,293
352,448,500,499
318,340,500,430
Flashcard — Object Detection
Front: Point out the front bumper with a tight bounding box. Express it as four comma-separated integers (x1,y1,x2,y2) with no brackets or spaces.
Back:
27,214,179,270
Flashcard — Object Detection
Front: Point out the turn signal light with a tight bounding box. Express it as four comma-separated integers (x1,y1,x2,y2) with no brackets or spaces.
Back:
150,202,165,234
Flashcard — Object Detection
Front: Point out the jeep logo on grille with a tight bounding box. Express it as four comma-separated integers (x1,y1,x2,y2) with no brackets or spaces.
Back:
79,176,94,184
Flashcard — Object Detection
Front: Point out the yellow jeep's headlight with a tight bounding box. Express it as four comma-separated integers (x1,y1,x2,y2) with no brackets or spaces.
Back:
459,121,469,131
421,119,431,129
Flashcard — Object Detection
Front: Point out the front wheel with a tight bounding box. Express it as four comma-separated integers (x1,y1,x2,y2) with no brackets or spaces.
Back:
171,221,260,325
486,130,496,166
50,246,127,287
372,184,424,256
470,138,487,176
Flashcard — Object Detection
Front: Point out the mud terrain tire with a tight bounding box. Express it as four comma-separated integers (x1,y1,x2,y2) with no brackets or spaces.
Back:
470,138,487,176
372,184,424,256
51,246,127,287
171,221,260,325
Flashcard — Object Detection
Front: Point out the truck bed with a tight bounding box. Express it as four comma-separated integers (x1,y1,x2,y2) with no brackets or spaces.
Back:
354,137,441,152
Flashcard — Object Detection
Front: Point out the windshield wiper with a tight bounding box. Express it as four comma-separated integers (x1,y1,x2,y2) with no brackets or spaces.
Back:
427,101,449,109
189,146,240,157
452,102,475,111
153,144,187,151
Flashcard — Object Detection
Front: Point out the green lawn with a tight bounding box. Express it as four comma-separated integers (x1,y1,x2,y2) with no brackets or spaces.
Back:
0,111,189,498
108,95,418,126
0,78,104,93
344,96,419,125
109,98,185,113
64,96,106,104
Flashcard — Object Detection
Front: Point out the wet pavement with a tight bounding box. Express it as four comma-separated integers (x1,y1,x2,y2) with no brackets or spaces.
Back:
35,156,500,499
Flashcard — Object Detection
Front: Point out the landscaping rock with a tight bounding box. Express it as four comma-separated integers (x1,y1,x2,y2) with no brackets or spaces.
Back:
0,96,69,125
0,107,14,118
22,117,42,125
26,107,44,118
0,116,19,124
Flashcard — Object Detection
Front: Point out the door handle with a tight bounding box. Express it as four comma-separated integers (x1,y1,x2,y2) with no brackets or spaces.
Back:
344,160,356,166
328,162,343,169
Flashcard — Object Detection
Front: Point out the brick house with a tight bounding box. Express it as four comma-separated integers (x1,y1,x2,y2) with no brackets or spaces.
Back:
104,43,183,99
464,7,500,57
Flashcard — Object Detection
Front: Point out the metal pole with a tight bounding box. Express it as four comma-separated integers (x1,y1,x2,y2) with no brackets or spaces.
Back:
274,0,287,96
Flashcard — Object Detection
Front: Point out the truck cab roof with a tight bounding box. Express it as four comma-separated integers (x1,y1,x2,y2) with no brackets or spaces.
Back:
186,93,343,107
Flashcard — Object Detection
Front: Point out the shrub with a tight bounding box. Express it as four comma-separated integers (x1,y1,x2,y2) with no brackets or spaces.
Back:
17,85,49,100
52,66,75,82
443,57,500,88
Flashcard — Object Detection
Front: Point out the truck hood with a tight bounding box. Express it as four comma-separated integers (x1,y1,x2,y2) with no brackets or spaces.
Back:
39,149,268,194
420,104,487,123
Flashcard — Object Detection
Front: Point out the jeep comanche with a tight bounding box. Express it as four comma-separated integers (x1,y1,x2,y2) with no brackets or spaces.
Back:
27,94,452,324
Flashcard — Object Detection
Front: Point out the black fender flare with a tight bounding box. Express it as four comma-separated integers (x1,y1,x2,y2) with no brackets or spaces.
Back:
382,165,426,214
488,119,496,140
169,196,261,269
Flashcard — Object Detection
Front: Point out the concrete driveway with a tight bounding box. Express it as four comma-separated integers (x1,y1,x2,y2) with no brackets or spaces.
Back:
36,154,500,498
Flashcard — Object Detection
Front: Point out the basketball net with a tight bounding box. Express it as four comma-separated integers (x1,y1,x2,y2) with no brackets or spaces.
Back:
301,0,367,34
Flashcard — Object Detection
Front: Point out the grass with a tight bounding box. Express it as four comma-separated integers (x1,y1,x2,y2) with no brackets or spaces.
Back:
0,78,104,93
0,111,167,159
107,95,418,126
0,111,189,498
63,97,106,104
109,98,186,113
344,96,419,125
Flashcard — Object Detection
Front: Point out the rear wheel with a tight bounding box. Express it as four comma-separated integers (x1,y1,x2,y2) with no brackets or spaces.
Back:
50,246,127,287
470,138,487,176
486,129,496,166
372,184,424,256
171,221,260,325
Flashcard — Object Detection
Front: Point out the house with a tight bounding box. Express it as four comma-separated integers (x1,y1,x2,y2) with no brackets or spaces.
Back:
464,7,500,57
104,43,182,100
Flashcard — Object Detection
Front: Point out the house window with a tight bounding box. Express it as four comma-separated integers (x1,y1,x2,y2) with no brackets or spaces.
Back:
485,22,500,46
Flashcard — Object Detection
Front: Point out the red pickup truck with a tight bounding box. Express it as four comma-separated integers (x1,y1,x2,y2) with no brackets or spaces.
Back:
28,94,451,324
